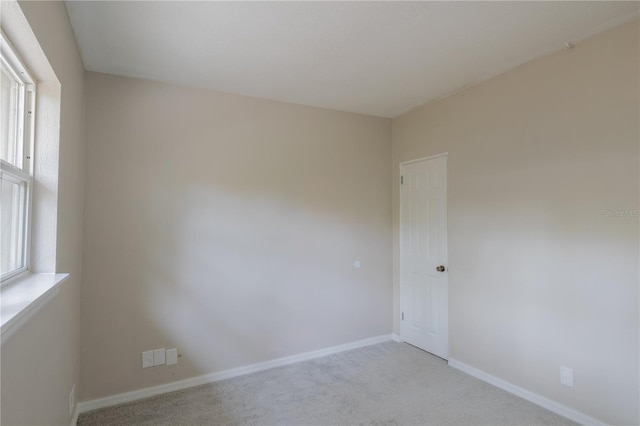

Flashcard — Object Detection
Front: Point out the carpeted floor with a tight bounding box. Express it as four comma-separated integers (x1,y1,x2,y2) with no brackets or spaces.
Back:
78,342,576,425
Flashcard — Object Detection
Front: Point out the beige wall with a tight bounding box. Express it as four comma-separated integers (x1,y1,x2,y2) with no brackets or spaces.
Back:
1,1,86,425
392,20,639,425
81,72,392,399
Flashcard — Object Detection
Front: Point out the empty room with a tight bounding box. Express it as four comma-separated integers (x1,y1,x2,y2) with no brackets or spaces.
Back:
0,1,638,425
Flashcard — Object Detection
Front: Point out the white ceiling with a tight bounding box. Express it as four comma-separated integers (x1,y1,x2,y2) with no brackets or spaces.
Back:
65,1,639,118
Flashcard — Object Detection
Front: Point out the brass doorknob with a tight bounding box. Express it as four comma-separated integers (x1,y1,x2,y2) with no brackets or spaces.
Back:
436,265,446,272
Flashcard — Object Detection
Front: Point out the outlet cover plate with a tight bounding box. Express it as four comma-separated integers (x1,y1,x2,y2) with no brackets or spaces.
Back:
166,348,178,365
142,350,154,368
154,348,166,366
560,366,574,387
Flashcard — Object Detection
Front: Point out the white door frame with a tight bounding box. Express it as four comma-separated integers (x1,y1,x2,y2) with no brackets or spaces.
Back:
399,152,449,356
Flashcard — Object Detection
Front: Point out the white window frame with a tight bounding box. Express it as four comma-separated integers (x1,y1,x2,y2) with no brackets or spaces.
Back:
1,31,35,284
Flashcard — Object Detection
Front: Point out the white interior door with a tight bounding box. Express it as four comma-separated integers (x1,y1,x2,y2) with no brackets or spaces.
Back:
400,155,448,359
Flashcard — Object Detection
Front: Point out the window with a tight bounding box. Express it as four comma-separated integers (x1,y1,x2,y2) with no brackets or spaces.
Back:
1,33,35,283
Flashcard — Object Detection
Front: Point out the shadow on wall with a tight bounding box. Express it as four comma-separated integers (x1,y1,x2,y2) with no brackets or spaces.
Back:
143,183,385,372
447,148,638,411
81,73,392,398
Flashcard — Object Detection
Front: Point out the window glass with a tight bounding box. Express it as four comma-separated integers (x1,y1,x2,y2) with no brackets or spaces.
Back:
0,177,26,276
1,63,22,168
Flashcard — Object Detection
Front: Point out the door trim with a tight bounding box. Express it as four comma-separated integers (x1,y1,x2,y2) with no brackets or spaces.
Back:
400,152,448,166
399,152,449,357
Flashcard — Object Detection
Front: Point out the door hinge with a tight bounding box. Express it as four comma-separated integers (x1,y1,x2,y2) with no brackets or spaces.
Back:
402,312,404,321
401,176,403,184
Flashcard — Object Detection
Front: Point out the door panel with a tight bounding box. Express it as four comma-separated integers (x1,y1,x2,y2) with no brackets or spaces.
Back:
401,155,448,359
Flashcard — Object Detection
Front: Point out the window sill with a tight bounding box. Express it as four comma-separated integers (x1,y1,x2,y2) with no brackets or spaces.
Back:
1,272,69,346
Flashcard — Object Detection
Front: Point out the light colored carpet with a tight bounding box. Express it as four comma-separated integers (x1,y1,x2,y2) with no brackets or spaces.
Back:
78,342,576,426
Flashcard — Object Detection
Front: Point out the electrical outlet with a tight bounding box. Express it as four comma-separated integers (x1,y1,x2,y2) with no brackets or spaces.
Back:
154,348,166,366
69,384,75,416
142,350,154,368
166,348,178,366
560,366,574,387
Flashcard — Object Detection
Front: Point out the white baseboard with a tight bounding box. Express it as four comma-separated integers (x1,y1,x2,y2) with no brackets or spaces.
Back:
70,405,79,426
448,358,604,426
78,334,395,414
391,333,402,342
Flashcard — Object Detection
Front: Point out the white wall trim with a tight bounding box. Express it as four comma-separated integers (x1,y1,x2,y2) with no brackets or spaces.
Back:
399,152,448,166
448,358,604,426
0,273,68,346
70,406,79,426
391,333,402,342
78,334,395,414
